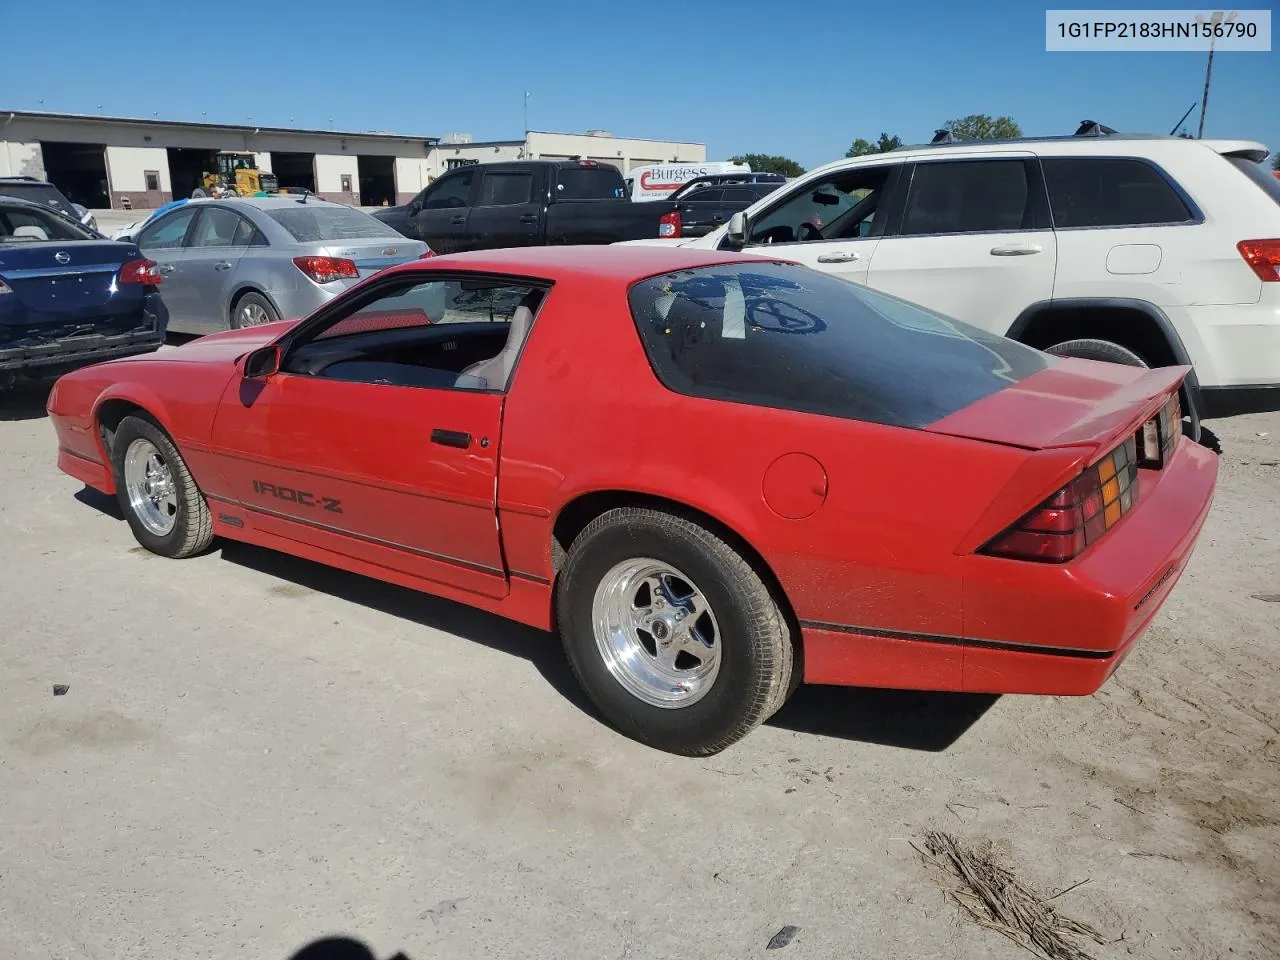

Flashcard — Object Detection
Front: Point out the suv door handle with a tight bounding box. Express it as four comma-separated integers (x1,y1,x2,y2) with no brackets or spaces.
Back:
430,428,471,449
990,243,1043,256
519,214,538,224
449,215,466,225
816,251,860,263
213,261,233,271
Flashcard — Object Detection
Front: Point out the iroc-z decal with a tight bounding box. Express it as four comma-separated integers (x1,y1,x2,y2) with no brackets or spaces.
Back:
252,480,343,514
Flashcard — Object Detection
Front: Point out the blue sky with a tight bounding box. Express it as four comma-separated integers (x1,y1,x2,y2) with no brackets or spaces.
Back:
3,0,1276,169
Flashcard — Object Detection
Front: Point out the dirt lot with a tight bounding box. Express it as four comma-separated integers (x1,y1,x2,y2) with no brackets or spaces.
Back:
0,388,1276,960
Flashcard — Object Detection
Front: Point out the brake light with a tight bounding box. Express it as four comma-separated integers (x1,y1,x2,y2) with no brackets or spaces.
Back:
1237,239,1280,281
577,159,599,167
293,255,359,283
118,258,163,285
982,436,1140,563
659,210,682,238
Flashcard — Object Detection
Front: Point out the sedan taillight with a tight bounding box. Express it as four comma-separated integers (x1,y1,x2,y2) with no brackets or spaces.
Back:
293,255,359,283
982,436,1140,563
119,258,163,285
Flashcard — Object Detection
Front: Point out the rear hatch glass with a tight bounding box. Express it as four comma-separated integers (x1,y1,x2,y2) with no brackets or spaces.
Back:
1227,156,1280,205
556,167,627,200
0,181,78,219
266,205,404,242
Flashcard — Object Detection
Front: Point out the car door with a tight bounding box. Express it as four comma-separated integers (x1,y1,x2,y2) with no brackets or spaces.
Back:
207,271,545,599
407,168,480,254
182,205,255,332
467,167,545,249
678,187,726,236
136,205,200,327
732,161,907,287
864,155,1057,334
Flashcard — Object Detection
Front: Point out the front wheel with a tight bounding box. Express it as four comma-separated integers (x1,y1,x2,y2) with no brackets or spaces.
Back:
556,507,794,755
112,415,214,559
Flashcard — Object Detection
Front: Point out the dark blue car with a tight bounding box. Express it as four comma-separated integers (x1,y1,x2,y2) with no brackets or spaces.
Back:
0,196,167,389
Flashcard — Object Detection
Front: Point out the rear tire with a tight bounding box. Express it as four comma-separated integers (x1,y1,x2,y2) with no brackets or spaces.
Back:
111,415,214,559
232,292,280,329
556,507,794,756
1045,338,1147,367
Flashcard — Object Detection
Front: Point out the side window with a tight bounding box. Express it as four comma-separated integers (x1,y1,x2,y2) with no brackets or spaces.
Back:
232,216,266,246
723,187,759,202
748,164,897,244
900,160,1031,236
476,171,536,206
683,188,724,202
1041,158,1195,228
137,208,198,251
422,170,477,210
189,207,252,247
291,277,548,392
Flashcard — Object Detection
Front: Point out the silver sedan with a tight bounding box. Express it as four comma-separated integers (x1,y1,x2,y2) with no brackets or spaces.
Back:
132,196,430,334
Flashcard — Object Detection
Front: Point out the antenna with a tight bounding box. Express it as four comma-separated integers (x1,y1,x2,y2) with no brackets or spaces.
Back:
1169,102,1197,136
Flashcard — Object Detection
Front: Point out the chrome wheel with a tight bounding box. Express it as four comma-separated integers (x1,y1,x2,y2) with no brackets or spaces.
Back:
239,300,271,326
123,438,177,537
591,558,721,708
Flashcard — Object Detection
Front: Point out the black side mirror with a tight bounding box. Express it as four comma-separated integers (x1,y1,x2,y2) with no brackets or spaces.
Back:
407,198,424,216
243,344,281,379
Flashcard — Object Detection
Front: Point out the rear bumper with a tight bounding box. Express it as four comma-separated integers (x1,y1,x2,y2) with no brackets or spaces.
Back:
803,436,1218,694
0,329,164,379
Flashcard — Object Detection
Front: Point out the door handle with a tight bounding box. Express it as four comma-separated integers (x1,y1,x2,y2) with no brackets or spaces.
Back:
213,261,233,271
430,428,471,449
990,243,1043,256
815,251,860,263
449,215,466,225
519,214,538,224
156,264,175,274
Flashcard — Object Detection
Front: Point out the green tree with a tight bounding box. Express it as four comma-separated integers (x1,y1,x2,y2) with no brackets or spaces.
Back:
1272,152,1280,171
943,114,1023,140
846,132,903,157
729,154,805,177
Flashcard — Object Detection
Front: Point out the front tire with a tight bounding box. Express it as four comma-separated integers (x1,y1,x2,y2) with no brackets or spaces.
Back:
557,508,794,755
111,415,214,559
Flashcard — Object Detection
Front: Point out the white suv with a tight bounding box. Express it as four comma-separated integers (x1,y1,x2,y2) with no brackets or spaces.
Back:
628,132,1280,434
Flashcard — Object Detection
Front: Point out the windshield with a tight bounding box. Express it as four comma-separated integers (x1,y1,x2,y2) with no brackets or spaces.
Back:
556,167,627,200
628,262,1049,428
266,205,403,242
1228,156,1280,205
0,203,94,242
0,181,78,219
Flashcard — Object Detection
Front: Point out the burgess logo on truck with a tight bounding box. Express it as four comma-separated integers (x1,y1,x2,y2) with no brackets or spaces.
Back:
625,162,751,201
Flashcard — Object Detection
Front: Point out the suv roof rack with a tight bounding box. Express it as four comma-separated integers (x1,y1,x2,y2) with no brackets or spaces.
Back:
1074,120,1119,137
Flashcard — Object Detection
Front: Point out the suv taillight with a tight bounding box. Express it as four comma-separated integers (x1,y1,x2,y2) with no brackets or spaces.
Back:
1237,239,1280,281
293,255,359,283
119,258,162,285
982,436,1139,563
659,210,682,238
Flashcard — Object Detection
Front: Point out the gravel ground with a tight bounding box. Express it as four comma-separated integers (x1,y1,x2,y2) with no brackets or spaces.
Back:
0,389,1276,960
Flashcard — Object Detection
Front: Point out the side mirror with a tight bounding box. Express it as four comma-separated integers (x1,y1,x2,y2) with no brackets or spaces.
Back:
243,344,281,379
725,211,748,250
407,198,423,216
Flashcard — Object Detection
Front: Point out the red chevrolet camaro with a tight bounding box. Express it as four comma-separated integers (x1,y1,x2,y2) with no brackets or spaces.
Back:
47,246,1218,755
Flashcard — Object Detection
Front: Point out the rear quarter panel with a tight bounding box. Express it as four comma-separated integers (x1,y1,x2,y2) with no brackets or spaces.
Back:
497,275,1032,642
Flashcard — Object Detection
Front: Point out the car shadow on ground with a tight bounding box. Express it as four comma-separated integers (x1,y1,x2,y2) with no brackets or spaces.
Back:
0,382,53,422
286,937,409,960
73,484,998,752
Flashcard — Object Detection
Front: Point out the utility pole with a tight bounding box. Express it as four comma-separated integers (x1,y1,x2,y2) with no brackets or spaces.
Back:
1197,9,1238,138
524,91,530,133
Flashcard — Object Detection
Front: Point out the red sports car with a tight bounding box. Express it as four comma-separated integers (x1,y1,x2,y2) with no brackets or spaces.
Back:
47,246,1218,755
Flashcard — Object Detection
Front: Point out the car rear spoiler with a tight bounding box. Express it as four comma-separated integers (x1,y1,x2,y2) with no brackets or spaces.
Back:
1040,365,1189,456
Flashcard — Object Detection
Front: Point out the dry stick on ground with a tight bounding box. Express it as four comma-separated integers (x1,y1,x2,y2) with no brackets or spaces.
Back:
914,830,1110,960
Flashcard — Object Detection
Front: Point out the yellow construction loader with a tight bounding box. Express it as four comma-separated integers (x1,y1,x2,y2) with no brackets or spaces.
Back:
197,152,279,197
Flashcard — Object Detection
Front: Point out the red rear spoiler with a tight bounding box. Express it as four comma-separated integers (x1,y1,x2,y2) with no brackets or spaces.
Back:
1041,365,1188,454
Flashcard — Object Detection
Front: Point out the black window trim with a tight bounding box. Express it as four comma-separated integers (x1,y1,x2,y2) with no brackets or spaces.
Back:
1035,154,1205,231
271,268,555,396
887,156,1052,240
726,159,908,250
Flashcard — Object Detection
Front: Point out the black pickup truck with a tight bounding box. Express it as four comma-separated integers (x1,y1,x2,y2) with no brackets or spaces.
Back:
373,160,682,253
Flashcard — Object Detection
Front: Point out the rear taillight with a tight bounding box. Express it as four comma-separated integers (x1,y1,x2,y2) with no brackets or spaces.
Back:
119,258,162,285
293,255,359,283
1139,391,1181,467
982,436,1140,563
658,210,682,238
1237,239,1280,281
